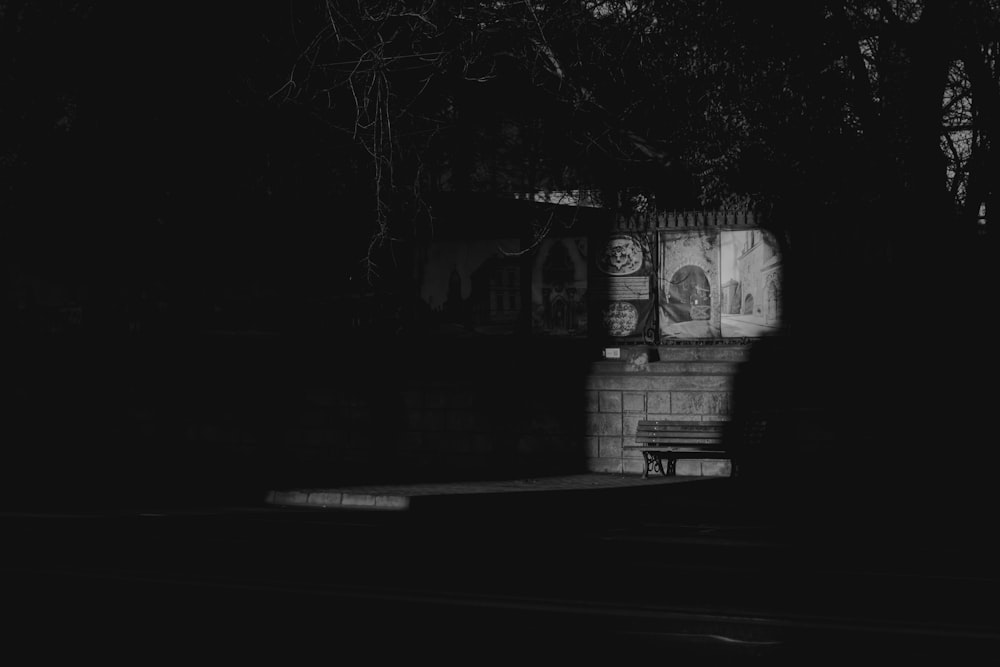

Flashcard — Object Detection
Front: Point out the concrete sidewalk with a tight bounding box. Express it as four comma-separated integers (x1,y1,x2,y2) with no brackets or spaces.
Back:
264,472,713,511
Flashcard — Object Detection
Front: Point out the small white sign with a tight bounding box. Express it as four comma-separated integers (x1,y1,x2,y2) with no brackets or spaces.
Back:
604,348,621,359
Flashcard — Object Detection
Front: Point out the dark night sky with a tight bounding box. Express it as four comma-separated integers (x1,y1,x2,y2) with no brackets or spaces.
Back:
7,2,345,278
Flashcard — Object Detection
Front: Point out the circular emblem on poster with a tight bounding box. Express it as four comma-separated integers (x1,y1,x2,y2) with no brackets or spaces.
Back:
597,236,643,276
603,302,639,337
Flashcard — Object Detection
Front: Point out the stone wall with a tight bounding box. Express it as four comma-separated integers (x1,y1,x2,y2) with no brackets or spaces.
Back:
166,337,754,490
583,345,749,475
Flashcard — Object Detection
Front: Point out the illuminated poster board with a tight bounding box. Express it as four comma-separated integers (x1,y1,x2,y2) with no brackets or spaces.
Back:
412,209,784,342
591,232,656,342
657,229,722,339
531,236,588,336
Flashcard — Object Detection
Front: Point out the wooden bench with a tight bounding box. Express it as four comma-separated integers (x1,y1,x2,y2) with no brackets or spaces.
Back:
625,418,765,478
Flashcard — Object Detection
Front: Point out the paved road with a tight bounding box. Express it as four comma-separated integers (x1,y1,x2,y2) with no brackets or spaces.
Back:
4,488,999,662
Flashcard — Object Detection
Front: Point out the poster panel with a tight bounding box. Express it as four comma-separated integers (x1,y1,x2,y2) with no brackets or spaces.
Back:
530,236,588,336
657,229,722,339
720,229,783,338
590,232,656,342
417,238,521,335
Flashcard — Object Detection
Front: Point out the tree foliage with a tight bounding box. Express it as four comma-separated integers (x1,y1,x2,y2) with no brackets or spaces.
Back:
4,1,996,293
276,0,997,256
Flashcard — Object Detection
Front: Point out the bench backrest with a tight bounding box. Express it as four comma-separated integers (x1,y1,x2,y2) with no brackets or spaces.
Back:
635,420,725,445
635,418,767,446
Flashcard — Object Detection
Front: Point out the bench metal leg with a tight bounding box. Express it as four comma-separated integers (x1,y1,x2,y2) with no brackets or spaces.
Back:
642,452,666,478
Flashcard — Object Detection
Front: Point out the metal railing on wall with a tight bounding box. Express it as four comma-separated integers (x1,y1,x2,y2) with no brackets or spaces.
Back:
614,210,761,231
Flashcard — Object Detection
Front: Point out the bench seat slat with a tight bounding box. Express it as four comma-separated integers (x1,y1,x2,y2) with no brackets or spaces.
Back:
625,445,727,454
636,429,725,438
636,436,724,441
635,440,724,447
639,426,725,430
636,424,724,433
635,431,724,438
636,425,724,431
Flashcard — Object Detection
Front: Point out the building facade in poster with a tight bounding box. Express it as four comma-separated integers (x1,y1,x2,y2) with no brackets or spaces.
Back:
418,238,522,335
720,229,782,338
